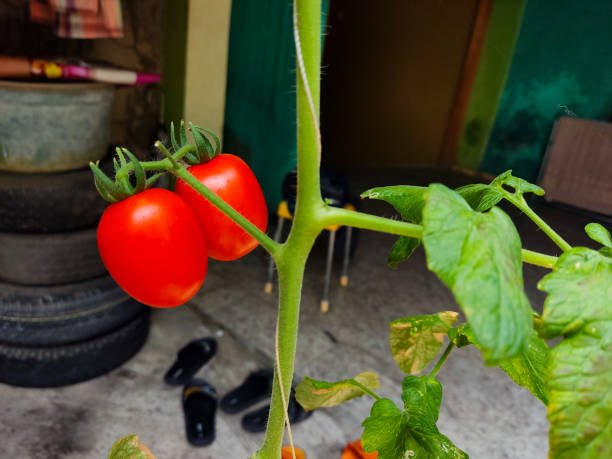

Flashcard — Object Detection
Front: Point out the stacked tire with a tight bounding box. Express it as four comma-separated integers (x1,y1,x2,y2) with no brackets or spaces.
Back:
0,163,150,388
0,82,149,388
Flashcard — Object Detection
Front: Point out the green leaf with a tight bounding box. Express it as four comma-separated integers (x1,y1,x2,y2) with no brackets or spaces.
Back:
388,236,420,268
538,248,612,458
295,372,380,410
362,376,468,459
585,223,612,248
361,185,427,223
108,434,155,459
497,331,549,404
539,248,611,338
547,325,612,459
455,184,503,212
390,312,458,374
449,323,549,403
491,170,545,196
363,183,504,268
422,184,533,363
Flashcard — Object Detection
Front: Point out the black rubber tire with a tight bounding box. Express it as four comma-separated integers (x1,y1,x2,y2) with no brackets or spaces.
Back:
0,228,105,286
0,276,145,346
0,160,109,233
0,311,149,388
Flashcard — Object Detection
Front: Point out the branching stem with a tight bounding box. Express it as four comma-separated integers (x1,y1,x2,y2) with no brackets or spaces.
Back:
501,192,572,253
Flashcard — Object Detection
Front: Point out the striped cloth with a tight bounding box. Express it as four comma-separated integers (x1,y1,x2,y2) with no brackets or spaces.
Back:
30,0,123,39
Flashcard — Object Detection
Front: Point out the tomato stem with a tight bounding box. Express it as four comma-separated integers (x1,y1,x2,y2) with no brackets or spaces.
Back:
429,342,454,379
171,167,280,257
500,191,572,253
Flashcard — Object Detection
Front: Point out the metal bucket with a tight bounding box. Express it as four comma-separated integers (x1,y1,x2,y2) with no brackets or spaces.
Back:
0,81,114,172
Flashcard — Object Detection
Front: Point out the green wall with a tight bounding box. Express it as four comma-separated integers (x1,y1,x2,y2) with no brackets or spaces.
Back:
457,0,525,170
223,1,328,207
479,0,612,180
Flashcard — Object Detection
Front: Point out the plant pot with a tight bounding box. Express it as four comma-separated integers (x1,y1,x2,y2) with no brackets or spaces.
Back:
0,80,114,172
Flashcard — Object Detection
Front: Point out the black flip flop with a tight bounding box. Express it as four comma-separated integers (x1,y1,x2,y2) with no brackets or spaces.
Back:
220,368,274,414
164,337,217,386
241,389,312,433
182,379,217,446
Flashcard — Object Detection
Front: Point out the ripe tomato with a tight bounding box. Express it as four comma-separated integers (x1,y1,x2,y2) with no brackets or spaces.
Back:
97,188,207,308
174,154,268,261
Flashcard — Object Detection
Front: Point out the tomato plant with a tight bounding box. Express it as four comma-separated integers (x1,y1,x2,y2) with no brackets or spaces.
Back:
175,154,268,261
97,188,207,308
99,1,611,458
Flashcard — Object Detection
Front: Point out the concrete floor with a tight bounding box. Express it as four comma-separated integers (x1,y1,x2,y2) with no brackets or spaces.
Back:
0,170,606,459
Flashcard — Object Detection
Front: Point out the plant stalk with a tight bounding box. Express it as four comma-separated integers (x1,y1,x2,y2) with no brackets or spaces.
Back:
172,167,279,257
255,1,324,456
429,342,454,378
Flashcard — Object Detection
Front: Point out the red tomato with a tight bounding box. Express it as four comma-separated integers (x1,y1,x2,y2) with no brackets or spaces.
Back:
97,188,207,308
174,154,268,261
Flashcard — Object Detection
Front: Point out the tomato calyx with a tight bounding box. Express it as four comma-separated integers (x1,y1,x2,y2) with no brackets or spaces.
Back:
170,120,221,166
90,147,163,203
90,120,223,203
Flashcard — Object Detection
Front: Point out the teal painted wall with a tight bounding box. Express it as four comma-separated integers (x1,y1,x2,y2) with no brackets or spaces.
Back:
480,0,612,180
223,1,328,207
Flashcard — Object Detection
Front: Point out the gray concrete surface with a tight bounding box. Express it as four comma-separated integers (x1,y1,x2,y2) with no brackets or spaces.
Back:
0,171,605,459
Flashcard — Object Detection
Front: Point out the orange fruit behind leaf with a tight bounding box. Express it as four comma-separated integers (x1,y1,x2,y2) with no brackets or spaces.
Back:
281,445,306,459
341,439,378,459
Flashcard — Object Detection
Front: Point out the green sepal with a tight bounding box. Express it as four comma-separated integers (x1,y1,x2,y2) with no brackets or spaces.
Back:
145,172,164,188
90,161,125,203
184,152,200,164
122,148,146,193
188,122,214,162
115,147,128,168
193,124,221,154
179,120,188,148
170,121,180,152
112,157,121,174
585,222,612,248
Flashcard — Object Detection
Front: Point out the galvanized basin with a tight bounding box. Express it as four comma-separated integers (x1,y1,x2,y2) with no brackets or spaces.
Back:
0,81,114,172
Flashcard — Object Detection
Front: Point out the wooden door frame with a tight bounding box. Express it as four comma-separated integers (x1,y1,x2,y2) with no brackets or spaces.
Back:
438,0,493,168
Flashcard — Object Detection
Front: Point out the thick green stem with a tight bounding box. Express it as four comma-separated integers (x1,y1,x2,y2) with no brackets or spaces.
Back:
255,1,324,457
322,207,423,239
172,167,279,257
254,243,313,458
322,207,557,269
